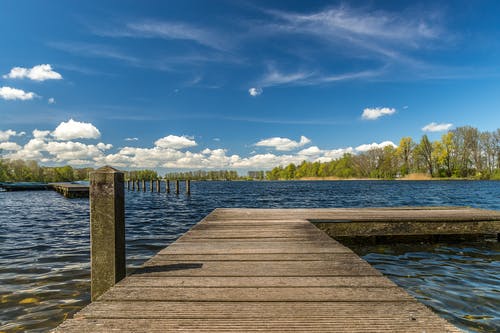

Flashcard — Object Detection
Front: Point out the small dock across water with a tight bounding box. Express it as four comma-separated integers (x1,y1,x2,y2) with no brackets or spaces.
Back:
53,207,500,332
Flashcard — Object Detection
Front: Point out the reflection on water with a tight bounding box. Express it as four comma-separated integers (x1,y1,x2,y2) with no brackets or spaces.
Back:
0,180,499,332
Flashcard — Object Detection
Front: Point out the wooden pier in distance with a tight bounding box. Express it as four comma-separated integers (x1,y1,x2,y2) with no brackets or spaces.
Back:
53,207,500,332
50,183,90,198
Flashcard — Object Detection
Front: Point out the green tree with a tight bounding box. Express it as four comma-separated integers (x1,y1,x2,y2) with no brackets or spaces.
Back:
396,137,415,176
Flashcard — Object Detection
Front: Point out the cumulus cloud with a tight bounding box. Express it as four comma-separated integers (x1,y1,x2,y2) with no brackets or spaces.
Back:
125,137,139,141
255,135,311,151
355,141,397,152
248,87,263,96
3,64,62,81
0,130,18,141
154,135,197,149
97,142,113,150
0,86,36,100
361,107,396,120
298,146,322,156
316,147,355,162
52,119,101,140
6,134,111,164
33,129,51,139
422,122,453,132
48,97,56,104
0,142,22,151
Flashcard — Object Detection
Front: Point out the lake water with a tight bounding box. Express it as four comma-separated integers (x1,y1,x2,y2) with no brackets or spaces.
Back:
0,180,499,332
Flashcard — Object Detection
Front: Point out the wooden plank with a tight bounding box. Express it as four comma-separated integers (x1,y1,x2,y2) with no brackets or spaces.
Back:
75,300,430,319
116,276,396,288
205,207,500,222
149,252,369,261
98,286,413,302
132,260,379,277
56,318,460,332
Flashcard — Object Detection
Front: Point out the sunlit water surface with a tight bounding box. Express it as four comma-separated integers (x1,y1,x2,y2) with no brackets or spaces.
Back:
0,181,499,332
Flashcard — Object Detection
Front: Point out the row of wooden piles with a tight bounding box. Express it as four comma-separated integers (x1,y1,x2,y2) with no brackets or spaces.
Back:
126,179,190,195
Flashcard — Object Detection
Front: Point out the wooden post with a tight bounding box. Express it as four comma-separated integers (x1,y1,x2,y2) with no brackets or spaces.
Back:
166,180,170,193
156,179,160,193
150,180,154,192
186,179,191,195
175,180,180,194
142,180,146,192
89,166,125,301
132,179,135,191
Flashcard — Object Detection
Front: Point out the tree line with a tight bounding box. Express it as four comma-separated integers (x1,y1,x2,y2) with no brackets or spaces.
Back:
0,159,93,182
266,126,500,180
164,170,240,180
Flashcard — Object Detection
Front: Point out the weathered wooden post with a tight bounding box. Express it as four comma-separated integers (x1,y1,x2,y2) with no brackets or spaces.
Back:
150,180,154,192
156,179,160,193
132,179,135,191
166,180,170,193
89,166,125,301
175,180,180,195
186,179,191,195
142,180,146,192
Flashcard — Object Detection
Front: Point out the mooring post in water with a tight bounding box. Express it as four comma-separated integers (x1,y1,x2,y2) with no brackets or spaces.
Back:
166,180,170,193
142,179,146,192
175,180,180,195
156,179,160,193
132,179,135,191
186,179,191,195
90,166,125,301
150,180,154,192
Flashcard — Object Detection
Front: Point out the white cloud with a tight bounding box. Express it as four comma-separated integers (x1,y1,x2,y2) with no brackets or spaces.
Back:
48,97,56,104
298,146,322,156
257,66,379,88
260,68,312,87
0,129,17,141
249,87,263,96
154,135,197,149
0,86,36,100
45,141,104,161
361,107,396,120
316,147,355,162
265,6,441,64
125,137,139,141
97,142,113,150
255,135,311,151
355,141,397,152
0,142,22,151
3,64,62,81
33,129,51,139
52,119,101,140
422,122,453,132
96,20,228,51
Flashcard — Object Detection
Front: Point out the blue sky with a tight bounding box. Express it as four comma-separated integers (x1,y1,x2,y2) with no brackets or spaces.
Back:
1,0,500,172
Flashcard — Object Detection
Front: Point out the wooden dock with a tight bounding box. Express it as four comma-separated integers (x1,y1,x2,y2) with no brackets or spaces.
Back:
50,183,90,198
51,207,500,332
